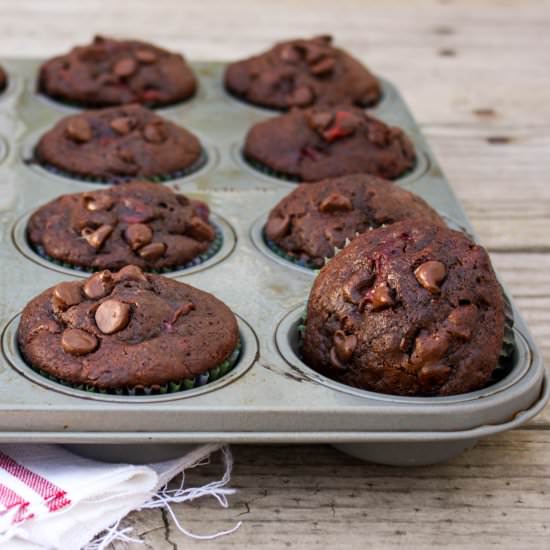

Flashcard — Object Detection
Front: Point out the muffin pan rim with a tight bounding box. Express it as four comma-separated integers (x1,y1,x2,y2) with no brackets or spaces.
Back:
275,303,531,404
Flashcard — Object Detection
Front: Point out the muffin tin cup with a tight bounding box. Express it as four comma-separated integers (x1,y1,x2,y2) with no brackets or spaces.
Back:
0,58,546,466
2,313,258,403
12,210,236,278
21,127,217,186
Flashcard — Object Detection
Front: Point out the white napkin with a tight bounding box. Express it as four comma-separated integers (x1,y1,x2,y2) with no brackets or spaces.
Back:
0,443,240,550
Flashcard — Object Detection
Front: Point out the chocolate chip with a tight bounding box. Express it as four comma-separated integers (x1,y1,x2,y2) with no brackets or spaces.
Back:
322,111,360,142
308,112,334,132
119,197,155,223
61,328,98,356
343,269,374,304
95,299,131,334
117,148,136,164
333,330,357,362
288,85,314,107
279,44,301,63
52,281,82,310
312,34,332,44
188,217,215,242
418,363,451,385
66,117,92,143
304,45,326,64
126,223,153,251
143,123,165,144
138,242,166,261
310,56,336,76
135,49,157,63
83,192,114,211
414,260,447,294
410,332,449,367
370,283,394,311
83,270,114,300
113,57,137,78
329,347,348,370
319,192,353,213
445,304,477,340
167,302,195,328
114,265,148,283
110,116,134,135
82,224,113,250
265,214,291,240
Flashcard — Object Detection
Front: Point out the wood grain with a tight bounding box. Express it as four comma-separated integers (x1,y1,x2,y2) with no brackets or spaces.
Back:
0,0,548,548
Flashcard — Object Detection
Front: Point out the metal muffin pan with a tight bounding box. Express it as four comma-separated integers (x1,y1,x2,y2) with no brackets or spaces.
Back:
0,59,546,466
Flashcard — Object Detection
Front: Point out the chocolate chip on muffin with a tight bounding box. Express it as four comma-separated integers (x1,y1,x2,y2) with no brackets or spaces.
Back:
265,174,445,268
26,181,217,272
225,35,381,109
17,266,239,391
0,65,7,94
38,35,197,108
34,104,202,181
244,106,415,181
302,221,506,396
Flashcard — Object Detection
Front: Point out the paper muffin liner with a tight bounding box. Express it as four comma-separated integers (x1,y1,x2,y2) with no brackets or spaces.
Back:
29,221,223,275
297,291,516,393
32,148,208,185
264,230,319,270
25,339,242,396
244,156,301,183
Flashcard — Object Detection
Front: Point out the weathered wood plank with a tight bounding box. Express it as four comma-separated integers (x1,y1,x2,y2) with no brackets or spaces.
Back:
112,436,550,549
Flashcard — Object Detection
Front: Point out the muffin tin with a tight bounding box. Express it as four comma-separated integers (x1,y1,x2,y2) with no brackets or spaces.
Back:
0,59,546,466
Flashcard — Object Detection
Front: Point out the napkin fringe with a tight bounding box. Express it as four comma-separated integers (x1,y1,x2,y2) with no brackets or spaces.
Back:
86,446,241,549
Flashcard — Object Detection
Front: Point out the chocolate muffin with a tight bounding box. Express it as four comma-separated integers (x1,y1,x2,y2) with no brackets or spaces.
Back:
34,104,203,181
27,181,218,272
302,221,505,396
265,174,445,268
39,35,196,108
225,35,380,110
244,107,415,181
17,266,240,392
0,65,6,93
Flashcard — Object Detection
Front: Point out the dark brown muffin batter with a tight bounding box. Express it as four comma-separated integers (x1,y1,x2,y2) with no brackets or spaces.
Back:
35,104,202,181
244,107,415,181
17,266,239,390
303,221,505,396
265,174,445,268
27,181,217,272
39,35,197,108
225,35,381,109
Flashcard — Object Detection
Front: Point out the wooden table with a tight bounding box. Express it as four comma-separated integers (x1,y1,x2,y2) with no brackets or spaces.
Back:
1,0,549,548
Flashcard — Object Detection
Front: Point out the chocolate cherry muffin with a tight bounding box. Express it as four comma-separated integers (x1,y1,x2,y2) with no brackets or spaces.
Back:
39,35,196,108
27,181,218,272
17,266,240,392
302,221,505,397
34,104,203,182
265,174,445,268
244,107,415,181
225,35,381,110
0,65,6,93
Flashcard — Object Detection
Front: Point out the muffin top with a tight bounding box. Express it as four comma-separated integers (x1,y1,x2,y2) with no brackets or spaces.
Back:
35,104,202,181
17,266,239,390
27,181,217,272
302,221,505,397
225,35,381,110
265,174,445,268
0,65,6,93
244,106,415,181
39,35,197,108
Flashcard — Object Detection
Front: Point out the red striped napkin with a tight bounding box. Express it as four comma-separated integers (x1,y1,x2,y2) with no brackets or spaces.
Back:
0,444,239,549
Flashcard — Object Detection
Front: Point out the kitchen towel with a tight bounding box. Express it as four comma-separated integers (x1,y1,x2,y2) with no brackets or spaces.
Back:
0,443,240,549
